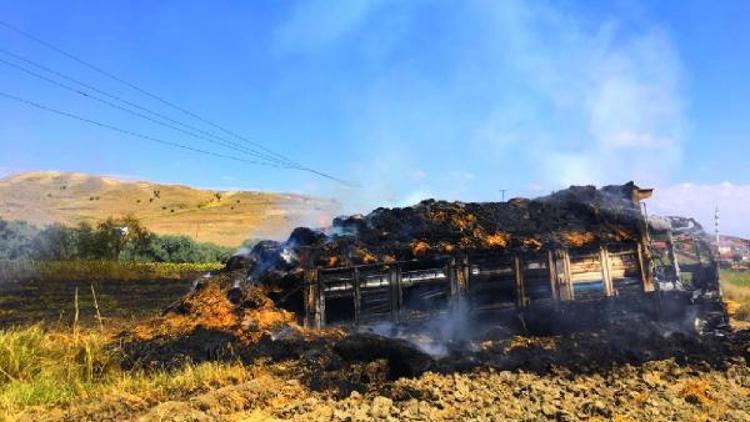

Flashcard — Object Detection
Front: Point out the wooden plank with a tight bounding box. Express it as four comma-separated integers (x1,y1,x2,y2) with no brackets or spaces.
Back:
317,272,326,328
303,269,322,328
599,246,614,296
453,257,469,312
457,257,469,296
636,244,656,293
353,267,361,325
633,200,656,292
389,267,402,323
514,255,526,307
447,259,459,312
561,250,574,301
396,266,403,315
547,250,559,301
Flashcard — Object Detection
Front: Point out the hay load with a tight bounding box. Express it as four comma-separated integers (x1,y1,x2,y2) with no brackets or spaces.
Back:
233,182,650,290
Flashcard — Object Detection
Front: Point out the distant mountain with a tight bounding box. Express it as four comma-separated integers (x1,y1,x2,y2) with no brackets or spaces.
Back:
0,171,339,247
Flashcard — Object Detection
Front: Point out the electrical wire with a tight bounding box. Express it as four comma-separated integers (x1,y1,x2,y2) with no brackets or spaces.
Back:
0,90,283,167
0,56,295,166
0,47,299,168
0,19,352,186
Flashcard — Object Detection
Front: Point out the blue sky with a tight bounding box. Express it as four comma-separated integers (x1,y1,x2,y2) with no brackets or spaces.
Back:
0,1,748,235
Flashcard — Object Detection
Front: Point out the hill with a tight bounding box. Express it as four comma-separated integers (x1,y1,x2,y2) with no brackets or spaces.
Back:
0,171,339,247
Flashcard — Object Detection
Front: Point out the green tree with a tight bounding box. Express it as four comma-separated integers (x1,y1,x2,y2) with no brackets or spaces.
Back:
2,216,232,264
119,214,153,259
74,222,98,259
94,217,127,260
31,223,78,260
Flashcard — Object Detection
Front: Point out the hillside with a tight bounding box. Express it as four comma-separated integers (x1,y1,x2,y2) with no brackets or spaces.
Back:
0,171,339,246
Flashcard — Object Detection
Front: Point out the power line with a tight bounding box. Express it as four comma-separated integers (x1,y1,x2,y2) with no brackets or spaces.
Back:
0,90,283,167
0,19,352,186
0,55,294,167
0,47,298,168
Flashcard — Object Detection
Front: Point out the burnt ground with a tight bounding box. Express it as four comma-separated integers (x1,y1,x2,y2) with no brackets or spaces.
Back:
26,323,750,421
13,278,750,421
0,278,193,329
99,316,750,419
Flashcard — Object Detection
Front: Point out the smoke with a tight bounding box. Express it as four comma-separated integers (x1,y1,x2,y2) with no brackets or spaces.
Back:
277,1,689,210
476,2,686,188
279,247,297,265
357,301,478,359
648,182,750,238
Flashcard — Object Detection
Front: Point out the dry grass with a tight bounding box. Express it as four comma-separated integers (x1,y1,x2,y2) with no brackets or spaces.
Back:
131,278,297,343
0,325,117,416
0,325,251,421
677,379,713,406
721,270,750,323
0,171,338,246
0,259,222,282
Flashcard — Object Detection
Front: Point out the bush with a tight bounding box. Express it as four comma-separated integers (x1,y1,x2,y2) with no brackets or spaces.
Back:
0,217,235,264
122,234,233,263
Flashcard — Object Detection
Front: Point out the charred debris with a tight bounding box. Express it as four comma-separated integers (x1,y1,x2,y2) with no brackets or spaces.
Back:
121,182,738,380
218,181,727,336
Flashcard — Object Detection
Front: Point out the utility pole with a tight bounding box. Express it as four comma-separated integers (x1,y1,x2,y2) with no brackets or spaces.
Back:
500,189,507,202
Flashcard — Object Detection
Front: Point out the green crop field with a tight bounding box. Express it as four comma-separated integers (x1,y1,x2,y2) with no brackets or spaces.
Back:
721,270,750,323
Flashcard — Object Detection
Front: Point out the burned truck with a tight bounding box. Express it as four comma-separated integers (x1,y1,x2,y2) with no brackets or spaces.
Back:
227,182,727,336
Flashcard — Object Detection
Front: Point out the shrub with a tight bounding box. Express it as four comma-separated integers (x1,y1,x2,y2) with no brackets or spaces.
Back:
0,217,234,264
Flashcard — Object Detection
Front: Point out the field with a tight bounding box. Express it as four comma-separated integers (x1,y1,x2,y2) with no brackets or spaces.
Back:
0,269,749,420
721,269,750,323
0,171,338,246
0,326,253,421
0,260,221,283
0,262,217,419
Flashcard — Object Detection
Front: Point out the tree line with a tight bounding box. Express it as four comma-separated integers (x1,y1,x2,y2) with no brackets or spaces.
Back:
0,216,234,263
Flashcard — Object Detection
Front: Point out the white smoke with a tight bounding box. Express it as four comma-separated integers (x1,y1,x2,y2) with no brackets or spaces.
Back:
280,1,689,210
477,3,686,187
358,301,478,359
648,182,750,238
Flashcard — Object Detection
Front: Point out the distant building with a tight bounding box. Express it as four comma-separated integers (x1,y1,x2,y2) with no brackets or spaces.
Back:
717,235,750,269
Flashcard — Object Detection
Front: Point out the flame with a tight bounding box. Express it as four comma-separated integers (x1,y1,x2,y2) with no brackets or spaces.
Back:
353,247,377,264
411,240,431,257
561,231,595,247
326,255,338,267
438,241,455,253
523,237,543,250
483,232,510,248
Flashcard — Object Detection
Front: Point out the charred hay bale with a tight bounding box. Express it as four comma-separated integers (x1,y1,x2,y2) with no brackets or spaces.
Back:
287,226,326,247
331,214,367,235
333,333,434,379
223,254,252,272
121,326,240,370
229,182,646,291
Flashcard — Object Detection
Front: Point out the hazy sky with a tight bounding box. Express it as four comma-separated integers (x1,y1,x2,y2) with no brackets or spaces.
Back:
0,1,748,235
